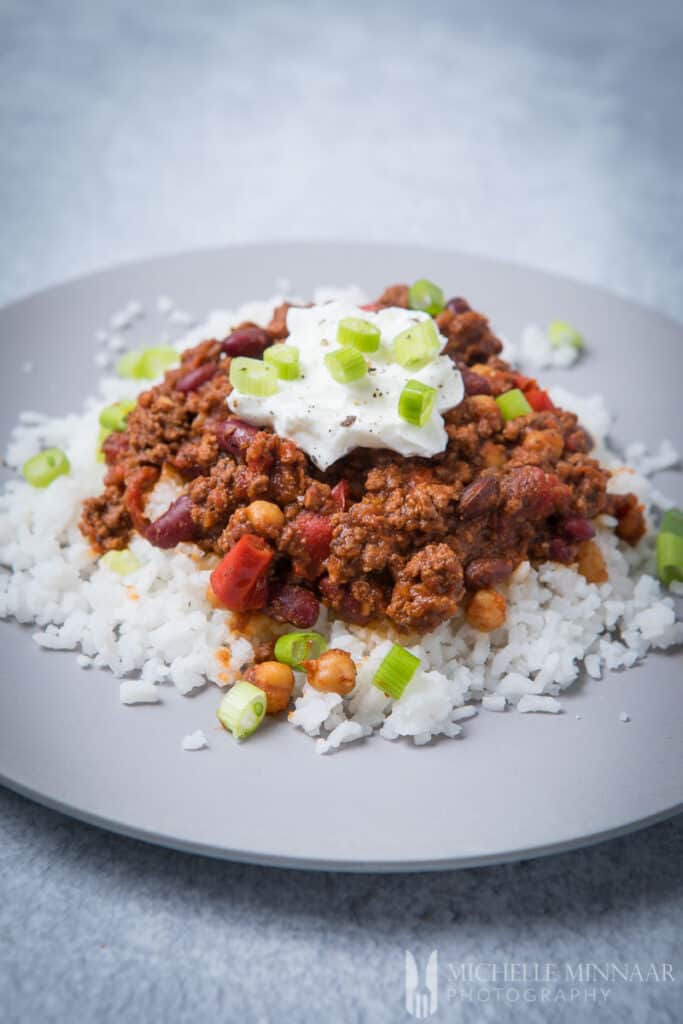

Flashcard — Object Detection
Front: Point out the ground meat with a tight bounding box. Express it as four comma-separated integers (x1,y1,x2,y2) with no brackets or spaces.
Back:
387,544,464,632
79,286,645,635
376,283,409,308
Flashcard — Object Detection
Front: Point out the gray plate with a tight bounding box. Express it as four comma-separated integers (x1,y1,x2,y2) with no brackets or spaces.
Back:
0,243,681,872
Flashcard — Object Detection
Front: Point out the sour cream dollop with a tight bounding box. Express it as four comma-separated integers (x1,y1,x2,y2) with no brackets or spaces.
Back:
227,302,464,470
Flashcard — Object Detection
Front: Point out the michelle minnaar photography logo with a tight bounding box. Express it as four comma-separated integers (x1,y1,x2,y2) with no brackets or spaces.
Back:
403,950,674,1014
405,950,439,1018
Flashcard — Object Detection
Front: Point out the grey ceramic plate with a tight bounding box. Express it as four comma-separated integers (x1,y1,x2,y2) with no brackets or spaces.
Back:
0,243,681,871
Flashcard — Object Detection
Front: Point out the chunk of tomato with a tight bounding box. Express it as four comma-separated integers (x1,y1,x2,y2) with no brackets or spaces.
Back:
295,512,333,572
525,387,555,412
210,534,274,611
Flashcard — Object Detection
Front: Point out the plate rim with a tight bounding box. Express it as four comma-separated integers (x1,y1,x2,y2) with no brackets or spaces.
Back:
2,770,680,873
2,238,682,334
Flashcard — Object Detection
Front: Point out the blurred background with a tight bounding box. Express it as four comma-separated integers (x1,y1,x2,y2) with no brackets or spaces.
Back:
1,0,682,319
1,2,682,1022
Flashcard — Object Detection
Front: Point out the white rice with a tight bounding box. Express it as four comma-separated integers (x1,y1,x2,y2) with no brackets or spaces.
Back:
181,729,209,751
0,287,681,754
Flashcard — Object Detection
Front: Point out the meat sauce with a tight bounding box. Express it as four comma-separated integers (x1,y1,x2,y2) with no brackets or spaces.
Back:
79,287,645,635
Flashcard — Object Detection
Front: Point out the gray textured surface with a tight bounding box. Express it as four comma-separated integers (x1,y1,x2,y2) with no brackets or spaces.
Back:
0,2,682,1022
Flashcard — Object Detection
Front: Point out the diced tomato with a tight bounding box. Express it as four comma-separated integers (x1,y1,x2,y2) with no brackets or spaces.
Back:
513,372,536,392
210,534,274,611
525,387,555,412
359,302,381,312
295,512,333,572
330,479,350,511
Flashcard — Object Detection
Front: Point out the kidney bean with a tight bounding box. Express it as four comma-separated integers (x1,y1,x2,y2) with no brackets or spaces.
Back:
461,368,492,396
215,418,259,457
446,297,470,315
267,583,320,628
464,558,513,590
146,495,197,548
500,465,557,520
176,362,218,394
220,326,272,359
562,517,596,541
548,537,575,563
459,476,499,519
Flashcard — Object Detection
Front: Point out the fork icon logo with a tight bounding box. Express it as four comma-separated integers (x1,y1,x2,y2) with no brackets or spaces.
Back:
405,949,438,1018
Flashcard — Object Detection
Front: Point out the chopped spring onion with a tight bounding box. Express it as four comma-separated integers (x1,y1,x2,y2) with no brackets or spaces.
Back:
230,356,279,396
408,279,445,316
99,399,136,432
548,320,584,350
495,388,533,421
264,344,300,380
324,347,367,384
116,346,179,379
274,631,327,669
96,425,111,463
656,508,683,585
100,548,141,576
21,447,70,488
217,681,267,740
372,644,420,700
115,350,144,378
337,317,381,353
398,379,437,427
392,319,440,371
140,346,180,377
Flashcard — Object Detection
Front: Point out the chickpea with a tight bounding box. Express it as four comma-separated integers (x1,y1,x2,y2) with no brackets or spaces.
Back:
246,500,285,538
465,589,507,632
302,648,357,696
245,661,294,714
577,540,608,584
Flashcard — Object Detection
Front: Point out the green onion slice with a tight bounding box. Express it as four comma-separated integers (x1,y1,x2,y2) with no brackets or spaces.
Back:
100,548,141,576
408,279,445,316
116,350,144,378
398,379,437,427
656,533,683,586
372,644,420,700
140,346,180,378
263,344,300,380
274,631,327,669
21,448,70,488
337,317,381,353
324,347,367,384
96,425,111,463
392,319,440,371
548,320,584,350
230,356,279,396
656,507,683,585
217,681,267,740
660,508,683,538
99,400,136,432
116,347,179,379
495,388,533,421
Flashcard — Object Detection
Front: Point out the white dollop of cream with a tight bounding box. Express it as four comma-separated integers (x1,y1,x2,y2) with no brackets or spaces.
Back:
226,302,464,470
